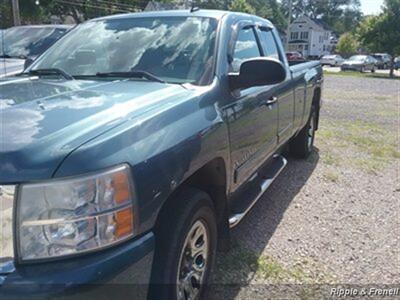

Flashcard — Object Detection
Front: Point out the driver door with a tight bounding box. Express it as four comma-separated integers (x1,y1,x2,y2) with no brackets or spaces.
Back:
223,24,278,190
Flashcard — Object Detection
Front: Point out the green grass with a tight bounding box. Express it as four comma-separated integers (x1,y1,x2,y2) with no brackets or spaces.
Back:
323,89,395,102
324,70,400,80
323,170,340,182
256,256,287,280
321,153,338,166
214,243,334,284
317,119,399,174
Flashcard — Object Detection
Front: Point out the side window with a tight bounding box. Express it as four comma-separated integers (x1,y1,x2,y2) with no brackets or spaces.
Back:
257,29,280,61
231,27,260,73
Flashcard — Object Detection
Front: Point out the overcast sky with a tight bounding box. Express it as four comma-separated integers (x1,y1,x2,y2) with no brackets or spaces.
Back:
360,0,384,15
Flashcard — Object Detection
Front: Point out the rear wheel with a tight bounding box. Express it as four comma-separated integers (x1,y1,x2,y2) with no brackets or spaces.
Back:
149,188,217,300
290,106,316,159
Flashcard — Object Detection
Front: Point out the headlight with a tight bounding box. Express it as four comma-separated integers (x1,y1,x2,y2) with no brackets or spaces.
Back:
17,164,135,261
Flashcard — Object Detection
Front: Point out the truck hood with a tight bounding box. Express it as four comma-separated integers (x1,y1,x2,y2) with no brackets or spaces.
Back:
0,77,192,183
0,58,26,78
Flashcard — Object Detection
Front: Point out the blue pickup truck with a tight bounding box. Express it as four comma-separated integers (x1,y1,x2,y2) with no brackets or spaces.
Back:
0,9,322,300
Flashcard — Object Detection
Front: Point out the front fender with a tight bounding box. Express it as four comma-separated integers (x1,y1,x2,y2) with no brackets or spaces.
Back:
54,92,230,235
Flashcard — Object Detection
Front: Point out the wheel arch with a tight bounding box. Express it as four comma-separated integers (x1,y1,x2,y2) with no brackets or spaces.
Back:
154,157,230,251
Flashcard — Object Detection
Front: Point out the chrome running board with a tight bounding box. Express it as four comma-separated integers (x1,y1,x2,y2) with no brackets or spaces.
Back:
229,155,287,228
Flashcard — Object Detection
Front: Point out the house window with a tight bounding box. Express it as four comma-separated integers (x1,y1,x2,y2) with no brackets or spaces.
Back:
300,32,308,40
305,45,309,50
290,32,299,40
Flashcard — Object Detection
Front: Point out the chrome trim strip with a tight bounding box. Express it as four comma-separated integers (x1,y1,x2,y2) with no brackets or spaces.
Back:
0,185,15,274
229,156,287,228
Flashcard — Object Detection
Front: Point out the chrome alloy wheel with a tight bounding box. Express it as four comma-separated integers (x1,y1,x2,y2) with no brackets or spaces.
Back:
307,113,315,150
176,220,209,300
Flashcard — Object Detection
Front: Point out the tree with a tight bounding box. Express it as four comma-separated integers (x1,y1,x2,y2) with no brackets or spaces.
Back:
229,0,255,14
193,0,228,10
336,32,358,56
192,0,286,30
0,0,13,28
357,0,400,77
248,0,287,29
15,0,151,24
281,0,362,35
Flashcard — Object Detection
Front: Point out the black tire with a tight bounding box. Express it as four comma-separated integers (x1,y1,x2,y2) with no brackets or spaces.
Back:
371,67,375,73
149,188,217,300
289,106,316,159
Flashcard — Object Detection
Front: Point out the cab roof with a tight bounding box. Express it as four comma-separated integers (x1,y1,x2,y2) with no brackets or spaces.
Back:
92,9,273,27
94,9,228,21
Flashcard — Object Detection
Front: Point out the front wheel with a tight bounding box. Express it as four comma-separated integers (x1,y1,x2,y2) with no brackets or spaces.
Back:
149,188,217,300
290,107,316,158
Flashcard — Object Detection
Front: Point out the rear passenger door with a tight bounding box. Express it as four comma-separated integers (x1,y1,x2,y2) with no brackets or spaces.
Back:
256,26,295,145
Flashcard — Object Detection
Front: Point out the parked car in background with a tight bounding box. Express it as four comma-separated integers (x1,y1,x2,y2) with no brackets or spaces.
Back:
286,51,307,66
341,55,376,73
0,10,323,300
394,57,400,70
0,25,72,77
372,53,392,69
286,51,304,62
320,54,344,67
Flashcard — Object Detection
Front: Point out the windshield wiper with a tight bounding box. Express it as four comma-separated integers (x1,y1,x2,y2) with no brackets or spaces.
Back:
94,70,165,83
28,68,74,80
0,54,28,59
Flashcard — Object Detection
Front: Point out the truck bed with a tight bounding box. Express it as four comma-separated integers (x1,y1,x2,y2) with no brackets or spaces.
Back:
289,60,321,72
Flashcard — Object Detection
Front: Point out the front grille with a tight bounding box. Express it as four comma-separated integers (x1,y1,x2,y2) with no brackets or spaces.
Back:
0,185,15,274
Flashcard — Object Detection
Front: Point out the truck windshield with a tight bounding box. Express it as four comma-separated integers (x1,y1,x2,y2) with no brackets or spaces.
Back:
31,17,218,85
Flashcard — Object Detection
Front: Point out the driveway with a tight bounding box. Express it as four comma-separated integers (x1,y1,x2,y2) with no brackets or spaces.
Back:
209,74,400,299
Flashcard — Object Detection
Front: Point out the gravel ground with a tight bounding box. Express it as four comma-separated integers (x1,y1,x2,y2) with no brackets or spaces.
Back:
209,75,400,299
323,66,400,77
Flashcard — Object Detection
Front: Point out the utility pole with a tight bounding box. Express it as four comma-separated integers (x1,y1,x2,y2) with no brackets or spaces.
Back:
224,0,229,10
286,0,292,51
11,0,21,26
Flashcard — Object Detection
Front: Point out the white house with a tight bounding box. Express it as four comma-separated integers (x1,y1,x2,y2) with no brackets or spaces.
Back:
287,15,332,58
